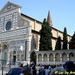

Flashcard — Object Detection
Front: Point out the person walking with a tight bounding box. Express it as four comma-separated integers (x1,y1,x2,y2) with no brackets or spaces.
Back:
20,66,30,75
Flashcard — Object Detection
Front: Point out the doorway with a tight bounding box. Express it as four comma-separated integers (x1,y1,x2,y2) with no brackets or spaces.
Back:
13,56,16,65
30,52,36,65
3,52,7,64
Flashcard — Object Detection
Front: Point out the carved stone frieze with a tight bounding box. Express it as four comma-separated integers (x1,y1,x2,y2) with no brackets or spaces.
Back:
0,28,28,38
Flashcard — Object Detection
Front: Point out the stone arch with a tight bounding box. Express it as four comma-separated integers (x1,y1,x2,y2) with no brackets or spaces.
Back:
69,52,74,61
1,43,8,64
43,54,47,62
30,51,36,64
38,54,42,62
55,53,60,61
0,42,8,52
13,50,16,54
62,53,67,62
49,53,53,61
2,44,8,49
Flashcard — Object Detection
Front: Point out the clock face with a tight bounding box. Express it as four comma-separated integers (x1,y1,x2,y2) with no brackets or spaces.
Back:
6,21,12,30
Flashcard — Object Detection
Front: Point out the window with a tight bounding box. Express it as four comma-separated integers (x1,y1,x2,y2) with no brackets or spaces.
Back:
6,21,12,30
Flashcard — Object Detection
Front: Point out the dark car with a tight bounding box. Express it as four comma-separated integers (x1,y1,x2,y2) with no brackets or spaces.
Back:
6,67,22,75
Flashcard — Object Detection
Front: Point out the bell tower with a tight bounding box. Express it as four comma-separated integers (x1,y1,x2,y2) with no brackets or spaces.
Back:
47,11,53,26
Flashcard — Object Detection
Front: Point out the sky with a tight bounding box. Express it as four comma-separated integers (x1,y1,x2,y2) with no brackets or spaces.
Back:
0,0,75,36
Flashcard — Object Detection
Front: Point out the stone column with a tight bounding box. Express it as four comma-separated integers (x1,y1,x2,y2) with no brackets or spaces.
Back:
25,26,32,64
26,39,31,64
7,51,10,62
60,54,62,63
47,54,49,64
67,54,69,61
53,54,55,64
60,54,63,64
42,54,43,64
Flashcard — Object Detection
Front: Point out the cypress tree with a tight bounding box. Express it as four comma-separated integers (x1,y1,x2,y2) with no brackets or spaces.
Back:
63,27,68,49
39,18,52,51
69,32,75,49
55,36,61,50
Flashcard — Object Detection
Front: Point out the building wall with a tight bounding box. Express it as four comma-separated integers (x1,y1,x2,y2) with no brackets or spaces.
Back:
21,14,72,50
21,16,41,32
52,39,56,50
52,29,58,38
30,49,75,65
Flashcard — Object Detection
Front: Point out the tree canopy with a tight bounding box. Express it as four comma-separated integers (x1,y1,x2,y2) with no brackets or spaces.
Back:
63,27,68,49
55,36,61,50
39,18,52,51
69,32,75,49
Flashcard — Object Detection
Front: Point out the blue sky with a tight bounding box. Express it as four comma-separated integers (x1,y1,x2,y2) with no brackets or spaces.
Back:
0,0,75,36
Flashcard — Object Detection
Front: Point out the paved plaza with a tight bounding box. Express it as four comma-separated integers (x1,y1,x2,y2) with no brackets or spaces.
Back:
0,70,7,75
0,65,14,75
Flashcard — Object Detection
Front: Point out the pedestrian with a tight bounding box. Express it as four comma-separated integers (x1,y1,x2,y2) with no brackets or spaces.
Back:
39,66,45,75
32,64,37,75
50,66,66,75
63,61,75,75
20,66,30,75
45,65,50,75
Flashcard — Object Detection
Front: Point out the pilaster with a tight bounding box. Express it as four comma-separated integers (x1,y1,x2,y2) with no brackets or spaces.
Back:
60,54,62,63
42,54,43,64
53,54,55,64
47,54,49,62
67,54,69,61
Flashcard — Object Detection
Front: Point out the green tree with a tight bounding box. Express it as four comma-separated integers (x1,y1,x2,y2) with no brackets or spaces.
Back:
55,36,61,50
39,18,52,51
69,32,75,49
63,27,68,49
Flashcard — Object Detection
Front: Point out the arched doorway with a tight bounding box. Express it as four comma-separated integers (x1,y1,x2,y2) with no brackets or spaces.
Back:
30,52,36,65
2,43,8,64
13,50,16,65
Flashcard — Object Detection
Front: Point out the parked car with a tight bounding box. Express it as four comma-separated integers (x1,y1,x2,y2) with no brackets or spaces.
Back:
6,67,22,75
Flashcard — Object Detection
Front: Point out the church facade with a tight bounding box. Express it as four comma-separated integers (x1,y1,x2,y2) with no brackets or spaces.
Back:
0,2,32,64
0,2,73,65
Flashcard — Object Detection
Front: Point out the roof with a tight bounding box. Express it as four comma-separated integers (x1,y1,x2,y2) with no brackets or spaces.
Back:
0,1,22,13
21,13,42,24
21,13,71,37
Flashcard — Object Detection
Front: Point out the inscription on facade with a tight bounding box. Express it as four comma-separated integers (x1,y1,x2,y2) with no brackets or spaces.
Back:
0,28,28,38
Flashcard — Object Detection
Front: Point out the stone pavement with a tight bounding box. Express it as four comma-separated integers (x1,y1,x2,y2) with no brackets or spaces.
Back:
0,70,7,75
0,65,11,75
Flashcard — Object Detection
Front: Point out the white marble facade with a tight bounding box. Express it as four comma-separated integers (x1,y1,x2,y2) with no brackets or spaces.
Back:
0,2,31,64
